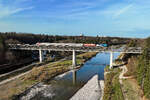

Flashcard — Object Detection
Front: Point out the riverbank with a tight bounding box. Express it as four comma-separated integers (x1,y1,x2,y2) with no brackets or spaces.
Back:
0,57,69,84
119,55,148,100
103,53,125,100
103,53,148,100
103,66,124,100
0,52,97,100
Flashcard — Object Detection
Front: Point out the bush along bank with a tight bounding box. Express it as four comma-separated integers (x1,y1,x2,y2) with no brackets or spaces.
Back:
136,38,150,99
0,52,97,100
103,53,125,100
103,66,124,100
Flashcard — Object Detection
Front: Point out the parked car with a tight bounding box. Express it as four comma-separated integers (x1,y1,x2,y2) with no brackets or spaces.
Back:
83,44,96,47
96,43,108,47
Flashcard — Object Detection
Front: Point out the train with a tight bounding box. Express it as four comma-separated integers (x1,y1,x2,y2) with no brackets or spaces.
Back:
36,43,108,47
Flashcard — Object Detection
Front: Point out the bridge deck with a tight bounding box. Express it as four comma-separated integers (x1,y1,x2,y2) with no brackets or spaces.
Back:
8,44,142,53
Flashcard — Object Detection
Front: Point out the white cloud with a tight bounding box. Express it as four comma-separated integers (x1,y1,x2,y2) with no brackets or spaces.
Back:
113,4,133,18
0,7,34,18
0,0,34,18
98,4,134,19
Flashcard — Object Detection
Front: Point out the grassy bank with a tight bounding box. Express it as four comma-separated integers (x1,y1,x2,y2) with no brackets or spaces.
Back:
120,54,148,100
104,52,148,100
0,57,63,82
121,78,144,100
103,66,124,100
103,53,125,100
0,52,97,100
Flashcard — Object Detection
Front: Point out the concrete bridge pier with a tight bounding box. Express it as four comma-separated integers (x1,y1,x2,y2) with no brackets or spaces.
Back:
39,49,43,63
48,50,51,53
110,51,113,69
72,50,77,68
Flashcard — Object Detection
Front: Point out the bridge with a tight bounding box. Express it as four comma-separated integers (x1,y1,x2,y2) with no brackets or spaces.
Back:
8,44,142,69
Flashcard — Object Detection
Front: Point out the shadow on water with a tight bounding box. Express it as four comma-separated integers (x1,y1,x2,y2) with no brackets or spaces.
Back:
19,52,120,100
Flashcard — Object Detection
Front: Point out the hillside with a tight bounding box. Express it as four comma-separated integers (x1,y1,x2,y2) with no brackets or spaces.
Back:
103,37,150,100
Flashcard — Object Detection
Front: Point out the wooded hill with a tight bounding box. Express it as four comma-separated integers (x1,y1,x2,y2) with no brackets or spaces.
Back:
0,32,132,45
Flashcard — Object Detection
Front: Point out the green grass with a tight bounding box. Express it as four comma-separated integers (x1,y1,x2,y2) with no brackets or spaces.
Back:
104,65,112,72
103,68,124,100
111,74,124,100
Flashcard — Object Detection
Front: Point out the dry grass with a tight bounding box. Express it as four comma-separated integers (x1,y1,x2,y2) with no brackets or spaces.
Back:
0,78,36,100
124,56,138,77
122,78,144,100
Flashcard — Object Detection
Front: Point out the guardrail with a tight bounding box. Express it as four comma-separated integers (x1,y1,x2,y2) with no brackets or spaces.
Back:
8,44,142,53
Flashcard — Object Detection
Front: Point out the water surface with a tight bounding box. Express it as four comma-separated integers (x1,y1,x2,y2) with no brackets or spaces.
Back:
21,52,120,100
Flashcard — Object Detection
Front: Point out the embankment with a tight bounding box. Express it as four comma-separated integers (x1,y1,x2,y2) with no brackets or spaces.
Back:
103,53,148,100
0,52,97,100
70,75,104,100
103,53,124,100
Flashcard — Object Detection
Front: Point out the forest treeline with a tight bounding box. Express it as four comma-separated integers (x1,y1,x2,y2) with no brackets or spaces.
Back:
0,35,6,64
0,32,132,44
0,35,33,65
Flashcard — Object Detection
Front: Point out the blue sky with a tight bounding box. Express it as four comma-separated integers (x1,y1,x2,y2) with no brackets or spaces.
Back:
0,0,150,38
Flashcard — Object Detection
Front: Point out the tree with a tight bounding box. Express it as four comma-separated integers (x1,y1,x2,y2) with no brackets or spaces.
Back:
0,36,6,64
128,40,136,47
136,37,150,98
143,61,150,98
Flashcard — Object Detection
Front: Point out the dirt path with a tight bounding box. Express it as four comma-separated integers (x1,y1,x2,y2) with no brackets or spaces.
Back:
119,65,132,84
119,65,144,100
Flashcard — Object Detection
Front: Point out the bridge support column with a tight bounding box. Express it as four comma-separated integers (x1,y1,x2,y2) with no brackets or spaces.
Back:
48,50,51,53
110,51,113,69
72,50,76,68
39,49,43,63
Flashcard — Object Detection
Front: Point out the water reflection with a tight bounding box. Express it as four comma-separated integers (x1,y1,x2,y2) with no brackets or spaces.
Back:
72,70,77,85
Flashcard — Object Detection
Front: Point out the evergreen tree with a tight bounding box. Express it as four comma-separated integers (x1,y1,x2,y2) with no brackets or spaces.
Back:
143,61,150,98
137,37,150,98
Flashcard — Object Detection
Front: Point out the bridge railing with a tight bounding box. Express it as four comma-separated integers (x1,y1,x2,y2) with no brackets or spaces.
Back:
8,44,143,53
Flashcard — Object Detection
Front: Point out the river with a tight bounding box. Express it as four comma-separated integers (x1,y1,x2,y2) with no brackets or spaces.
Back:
20,52,120,100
